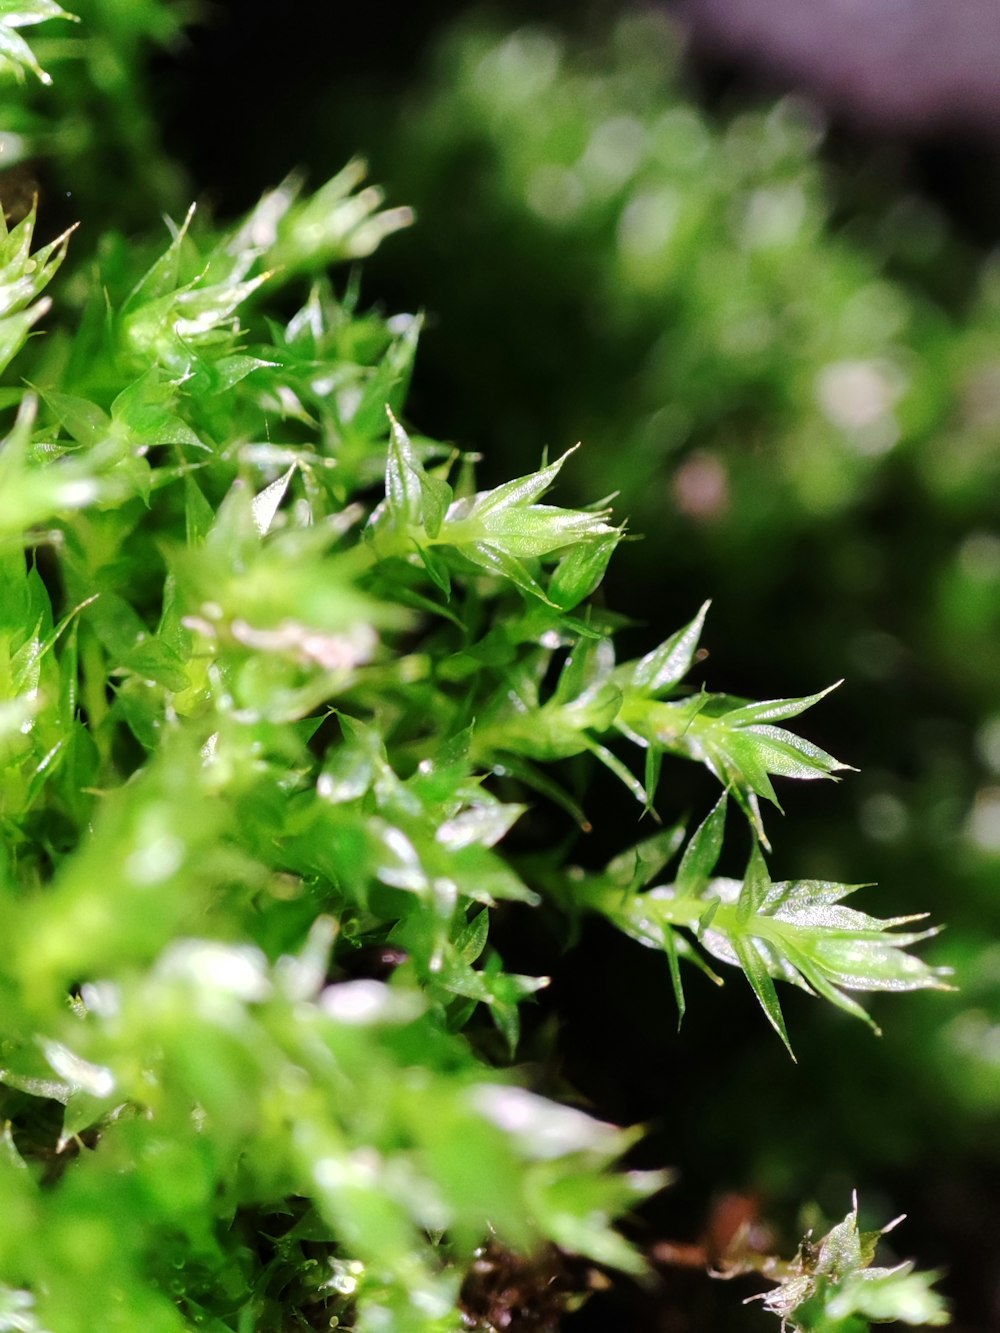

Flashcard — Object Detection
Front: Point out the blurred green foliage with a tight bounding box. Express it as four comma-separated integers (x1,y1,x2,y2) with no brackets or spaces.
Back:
0,0,189,225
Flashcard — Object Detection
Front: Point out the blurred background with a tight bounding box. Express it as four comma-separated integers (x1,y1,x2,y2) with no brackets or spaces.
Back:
22,0,1000,1326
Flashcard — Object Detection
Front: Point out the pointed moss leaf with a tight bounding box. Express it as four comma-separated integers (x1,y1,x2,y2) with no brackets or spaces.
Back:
454,910,489,965
11,623,42,696
35,592,95,668
0,208,68,308
468,445,578,516
111,373,204,449
207,353,276,393
563,677,623,732
675,795,727,898
736,725,850,782
548,533,619,609
125,203,196,307
644,745,662,811
383,412,453,538
732,935,794,1058
808,934,952,993
471,503,619,560
604,820,686,891
710,731,781,806
418,543,451,596
676,933,725,987
222,170,299,260
737,838,772,922
40,390,110,445
734,787,770,849
462,540,553,603
456,851,540,907
723,681,842,727
488,969,549,1054
122,258,270,369
350,314,421,439
421,471,453,542
764,877,911,924
0,304,47,379
0,216,73,329
488,755,589,829
554,636,615,706
22,215,77,268
318,742,375,805
697,895,721,935
777,939,881,1031
443,447,618,563
435,801,525,851
664,928,686,1027
85,592,189,691
251,465,295,536
817,1200,871,1276
183,475,214,544
0,209,74,371
630,599,710,694
598,895,667,951
175,272,271,338
583,737,647,807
